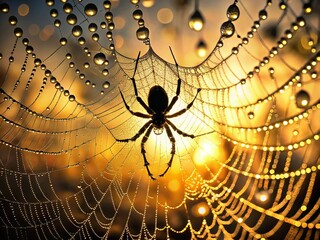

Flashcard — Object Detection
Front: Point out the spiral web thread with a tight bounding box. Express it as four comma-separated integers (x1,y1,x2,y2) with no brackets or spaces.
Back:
0,0,319,239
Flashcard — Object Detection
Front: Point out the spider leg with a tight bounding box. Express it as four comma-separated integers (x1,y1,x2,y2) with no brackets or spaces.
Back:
130,52,154,115
141,125,156,180
165,47,181,113
166,88,201,118
119,90,151,118
159,123,176,177
116,120,152,142
166,120,195,138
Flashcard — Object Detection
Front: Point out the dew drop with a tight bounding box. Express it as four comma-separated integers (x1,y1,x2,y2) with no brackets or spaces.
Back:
64,90,70,96
84,3,98,17
296,16,305,27
54,19,61,27
69,95,75,102
50,9,58,18
248,111,254,119
26,46,33,54
46,0,55,6
295,90,310,108
232,47,239,55
136,26,149,41
78,37,85,45
102,69,109,76
103,81,110,89
34,58,42,66
138,19,144,27
94,53,106,66
103,1,111,9
220,21,235,38
133,9,143,20
60,37,67,46
63,3,73,14
227,4,240,21
14,27,23,38
106,31,113,39
279,2,287,10
22,38,29,45
303,3,312,13
105,11,113,21
100,21,107,29
88,23,97,32
50,77,56,83
92,33,99,41
259,10,268,20
83,62,90,68
9,16,17,25
72,25,83,37
189,10,204,31
108,22,115,30
0,3,10,13
66,14,77,25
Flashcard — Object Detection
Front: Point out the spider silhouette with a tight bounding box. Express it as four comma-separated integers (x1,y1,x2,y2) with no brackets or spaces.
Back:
116,48,202,180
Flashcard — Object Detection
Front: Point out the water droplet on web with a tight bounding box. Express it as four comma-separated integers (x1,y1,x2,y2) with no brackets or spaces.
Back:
295,90,310,108
0,3,10,13
103,1,111,9
63,3,73,14
102,69,109,76
14,27,23,38
69,95,75,102
136,26,149,41
248,111,254,119
26,46,33,54
67,14,77,25
92,33,99,41
133,9,143,20
46,0,54,6
94,53,106,66
220,21,235,38
72,25,82,37
103,81,110,89
227,4,240,21
259,10,268,20
9,16,17,25
105,11,113,21
88,23,97,32
84,3,98,17
50,9,58,18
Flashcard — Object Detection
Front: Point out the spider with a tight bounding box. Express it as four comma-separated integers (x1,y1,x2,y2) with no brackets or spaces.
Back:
116,48,202,180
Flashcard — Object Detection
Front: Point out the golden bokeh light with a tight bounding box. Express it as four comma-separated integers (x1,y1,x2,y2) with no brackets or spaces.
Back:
18,3,29,16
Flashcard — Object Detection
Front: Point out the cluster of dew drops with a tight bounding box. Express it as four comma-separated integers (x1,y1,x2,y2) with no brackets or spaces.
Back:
0,0,316,107
0,1,117,101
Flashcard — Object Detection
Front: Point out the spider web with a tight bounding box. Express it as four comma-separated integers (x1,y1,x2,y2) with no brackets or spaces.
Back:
0,0,320,239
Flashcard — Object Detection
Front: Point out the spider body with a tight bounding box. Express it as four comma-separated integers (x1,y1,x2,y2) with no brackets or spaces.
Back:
149,86,168,131
148,86,169,114
116,50,201,179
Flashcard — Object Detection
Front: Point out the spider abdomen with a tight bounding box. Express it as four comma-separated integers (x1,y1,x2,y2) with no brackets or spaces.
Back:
148,86,169,113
